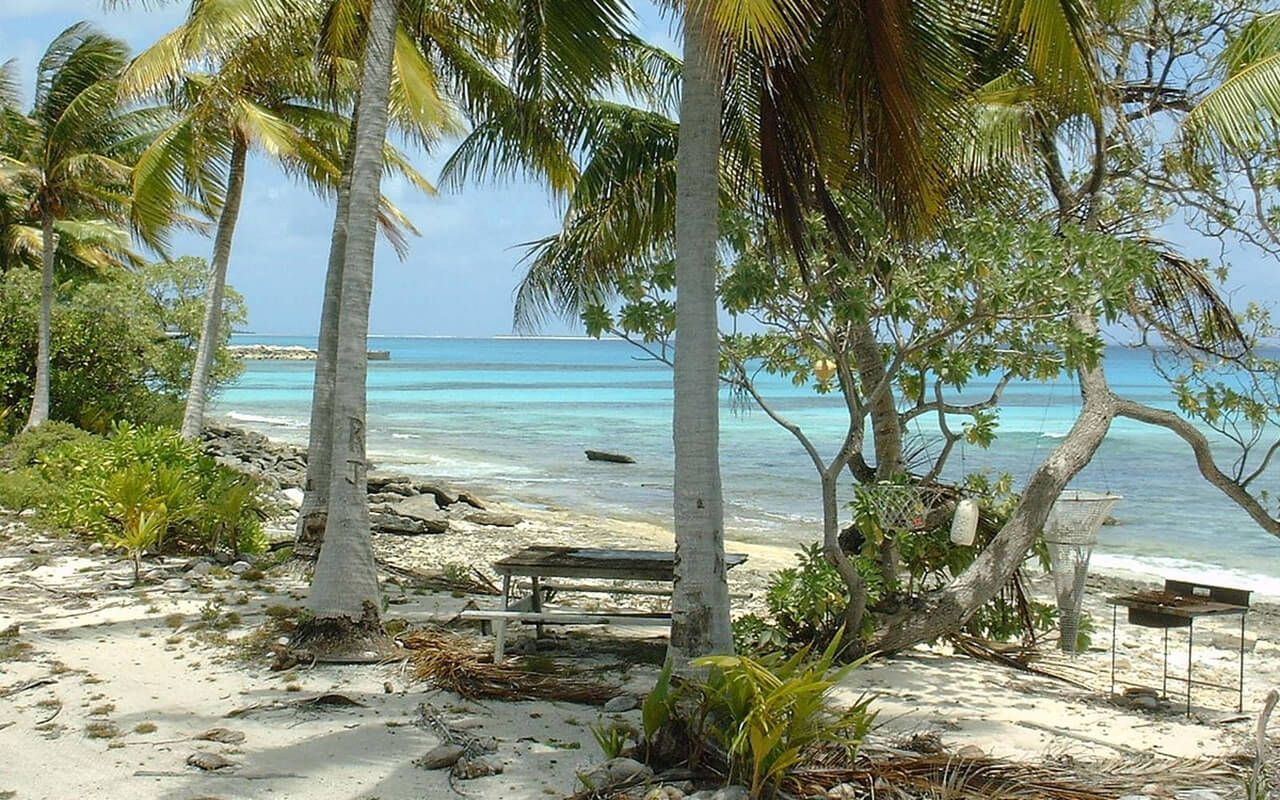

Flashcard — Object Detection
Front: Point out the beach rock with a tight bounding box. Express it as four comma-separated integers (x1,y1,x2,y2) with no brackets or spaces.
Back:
187,751,236,771
603,693,641,713
585,449,635,464
87,542,104,554
370,510,448,536
709,788,749,800
415,482,459,506
463,511,522,528
281,487,304,508
644,788,685,800
452,755,502,779
955,744,985,759
392,495,450,523
187,561,213,577
416,743,466,770
228,561,253,575
456,491,486,510
367,473,417,495
603,757,652,783
227,344,317,360
195,727,246,744
161,578,191,593
826,784,858,800
1174,791,1223,800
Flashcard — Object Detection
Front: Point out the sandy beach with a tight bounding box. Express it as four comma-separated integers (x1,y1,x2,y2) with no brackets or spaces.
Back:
1,438,1277,800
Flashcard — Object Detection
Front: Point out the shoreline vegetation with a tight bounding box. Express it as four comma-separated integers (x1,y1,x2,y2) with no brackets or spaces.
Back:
0,421,1277,798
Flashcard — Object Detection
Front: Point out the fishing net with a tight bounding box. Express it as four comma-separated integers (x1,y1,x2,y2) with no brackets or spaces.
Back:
1043,490,1122,653
855,482,950,532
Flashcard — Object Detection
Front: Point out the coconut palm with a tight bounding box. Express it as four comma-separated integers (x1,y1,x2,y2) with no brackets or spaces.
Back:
123,6,443,442
1185,10,1280,149
0,25,164,431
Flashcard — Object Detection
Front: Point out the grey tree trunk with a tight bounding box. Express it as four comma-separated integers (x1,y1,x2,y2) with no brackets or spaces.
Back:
851,322,903,585
669,10,733,667
821,470,867,639
303,0,397,654
180,135,249,441
24,204,55,431
294,114,358,559
872,315,1116,653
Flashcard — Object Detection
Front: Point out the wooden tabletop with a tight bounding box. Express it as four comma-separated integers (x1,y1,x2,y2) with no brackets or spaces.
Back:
493,546,749,582
1108,592,1248,619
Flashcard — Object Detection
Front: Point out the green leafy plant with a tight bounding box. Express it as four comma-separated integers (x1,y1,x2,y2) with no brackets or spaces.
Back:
589,722,635,759
690,634,875,798
102,503,168,582
642,657,674,746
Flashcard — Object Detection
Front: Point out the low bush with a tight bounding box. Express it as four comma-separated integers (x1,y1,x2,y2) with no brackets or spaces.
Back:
23,422,267,557
0,467,55,511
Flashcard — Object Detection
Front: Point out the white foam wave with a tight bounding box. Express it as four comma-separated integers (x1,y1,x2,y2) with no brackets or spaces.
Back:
1092,552,1280,601
225,411,303,428
391,433,421,439
1040,432,1068,439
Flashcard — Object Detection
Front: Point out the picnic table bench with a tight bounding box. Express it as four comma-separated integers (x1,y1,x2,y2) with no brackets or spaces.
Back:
461,546,748,660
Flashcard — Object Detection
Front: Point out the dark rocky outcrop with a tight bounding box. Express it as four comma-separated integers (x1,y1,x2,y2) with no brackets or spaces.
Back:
585,449,635,464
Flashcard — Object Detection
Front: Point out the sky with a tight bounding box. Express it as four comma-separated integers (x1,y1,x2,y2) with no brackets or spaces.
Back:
1,4,1278,338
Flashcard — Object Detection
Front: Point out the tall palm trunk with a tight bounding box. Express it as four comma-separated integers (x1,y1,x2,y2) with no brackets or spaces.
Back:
180,135,249,440
294,114,358,559
24,202,55,431
301,0,397,656
669,10,733,667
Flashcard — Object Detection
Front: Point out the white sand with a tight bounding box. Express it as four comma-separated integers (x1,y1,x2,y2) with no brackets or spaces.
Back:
1,501,1275,799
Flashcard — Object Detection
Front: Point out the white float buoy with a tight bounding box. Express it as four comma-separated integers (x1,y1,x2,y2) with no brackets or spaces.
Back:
949,498,979,545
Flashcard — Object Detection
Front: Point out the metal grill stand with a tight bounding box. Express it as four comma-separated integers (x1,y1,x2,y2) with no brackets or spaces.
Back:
1043,490,1122,653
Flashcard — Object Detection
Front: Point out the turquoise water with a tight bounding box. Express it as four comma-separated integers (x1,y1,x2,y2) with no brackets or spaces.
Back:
211,335,1280,594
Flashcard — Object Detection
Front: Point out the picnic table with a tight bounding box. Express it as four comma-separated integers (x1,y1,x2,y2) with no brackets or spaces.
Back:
463,545,748,659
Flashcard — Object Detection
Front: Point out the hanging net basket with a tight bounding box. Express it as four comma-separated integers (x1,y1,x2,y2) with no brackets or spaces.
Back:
854,482,951,532
1042,490,1122,653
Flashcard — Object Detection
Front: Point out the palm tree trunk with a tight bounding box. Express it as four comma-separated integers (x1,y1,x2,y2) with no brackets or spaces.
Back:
852,322,903,586
180,135,249,441
24,203,56,431
669,9,733,667
294,114,358,559
299,0,397,659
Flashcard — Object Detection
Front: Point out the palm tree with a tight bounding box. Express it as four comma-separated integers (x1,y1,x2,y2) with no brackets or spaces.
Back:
1185,11,1280,149
298,0,401,660
0,25,161,431
123,7,441,442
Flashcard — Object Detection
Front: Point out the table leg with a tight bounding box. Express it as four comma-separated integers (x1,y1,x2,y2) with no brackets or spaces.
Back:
494,618,507,662
1187,618,1194,717
1110,605,1117,699
1239,613,1246,714
531,575,544,639
1162,627,1168,699
502,574,511,611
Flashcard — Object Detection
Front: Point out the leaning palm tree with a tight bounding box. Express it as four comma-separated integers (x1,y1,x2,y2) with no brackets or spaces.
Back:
124,7,441,442
0,25,162,430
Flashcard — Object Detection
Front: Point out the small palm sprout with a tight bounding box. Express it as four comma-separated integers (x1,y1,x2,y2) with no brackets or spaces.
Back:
104,503,168,584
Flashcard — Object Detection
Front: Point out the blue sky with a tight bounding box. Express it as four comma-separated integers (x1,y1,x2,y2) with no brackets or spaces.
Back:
1,4,1277,337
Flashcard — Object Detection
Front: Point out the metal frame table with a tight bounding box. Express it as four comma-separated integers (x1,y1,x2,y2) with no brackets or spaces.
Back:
1108,579,1250,716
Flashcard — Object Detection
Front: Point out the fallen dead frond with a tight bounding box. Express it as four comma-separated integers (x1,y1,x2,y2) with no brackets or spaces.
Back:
378,559,500,596
792,746,1243,799
402,628,618,705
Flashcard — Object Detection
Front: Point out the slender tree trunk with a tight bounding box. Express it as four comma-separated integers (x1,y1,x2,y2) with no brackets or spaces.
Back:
852,322,904,586
872,315,1116,653
669,9,733,667
294,114,359,559
181,135,249,441
822,470,867,640
24,204,56,431
299,0,397,659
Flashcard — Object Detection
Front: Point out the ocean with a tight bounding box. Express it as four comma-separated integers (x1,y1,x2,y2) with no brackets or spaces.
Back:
211,335,1280,596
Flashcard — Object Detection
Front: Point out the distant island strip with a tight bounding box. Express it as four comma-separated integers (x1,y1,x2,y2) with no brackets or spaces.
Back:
228,344,390,361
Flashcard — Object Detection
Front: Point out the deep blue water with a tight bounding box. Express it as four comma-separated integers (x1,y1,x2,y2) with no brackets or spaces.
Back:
210,335,1280,594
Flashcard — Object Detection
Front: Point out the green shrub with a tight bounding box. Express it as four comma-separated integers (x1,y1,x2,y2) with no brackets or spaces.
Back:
29,423,267,557
0,467,55,511
0,421,91,468
689,636,875,798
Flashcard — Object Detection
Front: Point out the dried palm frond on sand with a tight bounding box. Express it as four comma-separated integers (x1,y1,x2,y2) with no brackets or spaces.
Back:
790,745,1243,799
401,628,618,705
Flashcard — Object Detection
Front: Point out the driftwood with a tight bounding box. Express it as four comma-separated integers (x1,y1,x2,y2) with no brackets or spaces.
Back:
226,692,366,718
1013,719,1159,758
0,677,56,698
585,449,635,464
377,558,500,596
